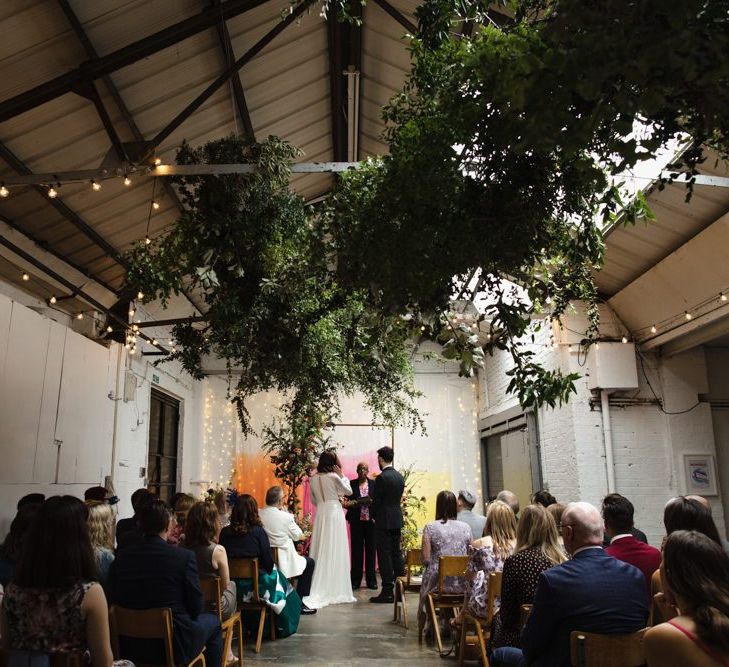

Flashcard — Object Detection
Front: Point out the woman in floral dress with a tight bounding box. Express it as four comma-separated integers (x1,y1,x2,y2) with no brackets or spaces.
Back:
418,490,472,629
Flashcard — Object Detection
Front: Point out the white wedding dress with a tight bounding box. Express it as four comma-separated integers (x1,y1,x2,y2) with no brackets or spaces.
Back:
303,472,357,609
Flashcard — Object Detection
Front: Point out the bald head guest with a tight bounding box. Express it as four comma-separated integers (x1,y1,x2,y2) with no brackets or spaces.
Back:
457,490,487,540
492,502,649,667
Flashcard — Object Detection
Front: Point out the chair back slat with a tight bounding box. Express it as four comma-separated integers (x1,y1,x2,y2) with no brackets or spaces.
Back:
437,555,469,592
271,547,279,565
199,575,224,620
486,571,503,624
109,606,176,667
229,557,261,602
405,548,422,586
569,629,648,667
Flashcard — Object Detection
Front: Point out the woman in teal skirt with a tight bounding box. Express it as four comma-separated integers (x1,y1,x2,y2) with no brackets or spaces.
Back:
220,494,301,638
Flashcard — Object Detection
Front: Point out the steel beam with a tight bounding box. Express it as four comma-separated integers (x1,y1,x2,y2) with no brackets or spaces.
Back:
371,0,417,34
0,0,272,122
149,0,316,154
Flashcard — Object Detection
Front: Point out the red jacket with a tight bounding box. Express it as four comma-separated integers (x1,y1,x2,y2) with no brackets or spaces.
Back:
605,535,661,589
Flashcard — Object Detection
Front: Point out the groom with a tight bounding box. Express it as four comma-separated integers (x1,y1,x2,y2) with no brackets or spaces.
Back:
369,445,405,603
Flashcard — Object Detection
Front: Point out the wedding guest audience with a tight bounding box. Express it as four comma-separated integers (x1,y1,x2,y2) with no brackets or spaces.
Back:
496,490,520,518
16,493,44,510
492,504,567,649
87,501,115,587
115,488,152,547
532,490,557,508
108,498,222,667
545,503,565,546
418,490,471,629
260,486,317,612
463,500,516,620
168,494,195,546
492,502,649,667
663,496,723,546
686,494,729,555
603,493,660,589
84,486,119,506
0,496,114,667
344,464,377,590
457,489,487,540
220,494,302,635
212,490,230,529
0,504,39,586
646,530,729,667
184,501,236,620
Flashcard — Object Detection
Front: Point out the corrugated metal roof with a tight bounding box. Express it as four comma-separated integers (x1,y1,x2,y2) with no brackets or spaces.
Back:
0,0,415,313
597,148,729,297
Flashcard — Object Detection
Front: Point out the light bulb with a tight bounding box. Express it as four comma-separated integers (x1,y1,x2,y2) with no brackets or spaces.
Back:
650,325,657,334
48,295,57,305
154,158,162,166
47,187,57,198
76,312,84,320
129,347,136,355
152,201,160,210
132,324,139,332
125,343,131,350
21,272,29,281
137,291,144,300
152,339,158,345
129,307,135,317
144,236,152,245
123,176,132,186
545,295,552,305
621,336,628,344
685,311,692,321
722,293,727,302
107,325,113,333
595,343,600,350
0,185,8,197
91,180,101,191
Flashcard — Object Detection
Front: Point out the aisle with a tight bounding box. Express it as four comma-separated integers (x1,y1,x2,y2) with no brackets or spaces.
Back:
243,586,448,666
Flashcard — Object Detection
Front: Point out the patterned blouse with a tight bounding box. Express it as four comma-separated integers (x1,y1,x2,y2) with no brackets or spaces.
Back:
493,546,559,648
464,543,514,619
2,581,94,653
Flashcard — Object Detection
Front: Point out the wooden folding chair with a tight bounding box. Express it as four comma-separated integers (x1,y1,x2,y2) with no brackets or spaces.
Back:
270,547,279,567
0,648,83,667
199,576,244,667
458,570,502,667
228,557,275,654
570,629,648,667
393,547,423,629
109,606,206,667
422,554,469,654
520,603,533,631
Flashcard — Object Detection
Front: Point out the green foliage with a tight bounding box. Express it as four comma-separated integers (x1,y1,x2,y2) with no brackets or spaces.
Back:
127,135,423,436
399,465,428,557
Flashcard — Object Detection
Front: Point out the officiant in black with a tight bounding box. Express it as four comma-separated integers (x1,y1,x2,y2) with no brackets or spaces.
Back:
343,461,377,590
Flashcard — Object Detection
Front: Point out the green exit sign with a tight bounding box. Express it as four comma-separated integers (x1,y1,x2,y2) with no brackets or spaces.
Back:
152,373,160,384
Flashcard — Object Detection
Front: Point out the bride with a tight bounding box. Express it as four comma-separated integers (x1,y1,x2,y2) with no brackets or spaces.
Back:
303,450,357,609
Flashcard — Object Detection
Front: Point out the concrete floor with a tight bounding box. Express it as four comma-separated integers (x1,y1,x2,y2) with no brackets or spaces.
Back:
243,586,449,666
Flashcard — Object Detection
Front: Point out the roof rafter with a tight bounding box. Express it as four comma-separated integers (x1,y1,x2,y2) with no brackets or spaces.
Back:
371,0,417,34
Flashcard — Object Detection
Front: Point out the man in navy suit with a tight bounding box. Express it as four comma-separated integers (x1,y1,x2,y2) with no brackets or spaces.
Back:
108,498,223,667
492,502,649,667
344,461,377,590
369,446,405,603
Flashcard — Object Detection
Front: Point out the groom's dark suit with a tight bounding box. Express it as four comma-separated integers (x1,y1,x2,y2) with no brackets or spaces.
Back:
371,465,405,597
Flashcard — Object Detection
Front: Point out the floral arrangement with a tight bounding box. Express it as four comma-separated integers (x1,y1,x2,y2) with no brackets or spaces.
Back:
400,465,427,560
294,512,313,556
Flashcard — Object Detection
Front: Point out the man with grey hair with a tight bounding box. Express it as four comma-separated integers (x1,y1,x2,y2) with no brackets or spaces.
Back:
496,489,520,518
457,489,487,539
492,501,649,667
259,485,317,614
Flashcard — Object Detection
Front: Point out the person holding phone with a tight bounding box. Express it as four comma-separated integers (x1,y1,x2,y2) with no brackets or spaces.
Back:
302,450,357,609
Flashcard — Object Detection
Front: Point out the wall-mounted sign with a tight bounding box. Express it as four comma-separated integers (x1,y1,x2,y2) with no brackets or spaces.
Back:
683,453,718,496
152,373,160,385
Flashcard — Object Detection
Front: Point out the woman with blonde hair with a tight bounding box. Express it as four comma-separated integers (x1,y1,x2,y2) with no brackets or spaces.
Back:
463,500,517,619
492,504,567,648
87,500,115,586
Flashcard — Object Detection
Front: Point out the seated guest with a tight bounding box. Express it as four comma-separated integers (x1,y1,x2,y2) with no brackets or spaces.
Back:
0,496,114,667
259,486,317,614
213,490,230,529
463,500,517,620
168,494,195,546
220,495,302,636
87,501,116,587
16,493,45,511
184,501,236,621
457,489,487,540
493,504,566,649
492,502,649,667
496,490,520,518
686,494,729,555
0,504,40,586
115,488,152,547
603,493,660,589
646,530,729,666
546,503,566,547
532,490,557,508
108,499,222,667
418,490,472,629
85,486,119,507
